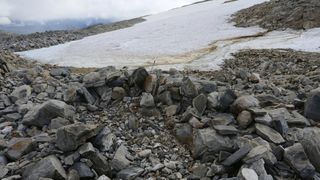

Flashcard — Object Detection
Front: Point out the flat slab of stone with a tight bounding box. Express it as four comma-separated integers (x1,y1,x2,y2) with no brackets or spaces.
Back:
213,125,238,135
222,146,251,166
255,123,285,144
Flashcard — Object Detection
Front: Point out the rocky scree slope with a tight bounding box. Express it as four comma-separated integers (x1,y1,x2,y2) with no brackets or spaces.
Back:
232,0,320,30
1,49,320,179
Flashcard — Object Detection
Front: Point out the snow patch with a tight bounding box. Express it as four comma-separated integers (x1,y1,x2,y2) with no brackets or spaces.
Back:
17,0,320,70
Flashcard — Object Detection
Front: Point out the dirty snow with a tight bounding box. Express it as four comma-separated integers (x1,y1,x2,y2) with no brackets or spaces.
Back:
17,0,320,70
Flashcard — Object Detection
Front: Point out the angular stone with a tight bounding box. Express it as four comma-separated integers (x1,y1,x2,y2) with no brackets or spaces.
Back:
247,159,272,180
237,110,252,128
208,90,237,111
49,117,70,130
140,93,155,108
219,89,237,111
83,72,105,87
78,142,95,155
0,166,9,179
23,155,67,180
269,108,289,135
248,108,267,116
67,169,80,180
70,162,94,179
174,123,193,144
97,175,111,180
9,85,32,103
256,94,281,107
190,163,208,178
0,140,7,151
231,95,259,115
22,100,75,127
4,113,22,121
207,92,220,110
284,143,315,179
255,123,285,144
112,87,126,100
144,74,157,93
249,73,260,83
158,91,173,105
211,113,235,126
0,155,8,165
193,94,207,116
78,143,111,176
50,68,70,77
288,111,310,127
222,146,251,166
129,67,149,89
243,145,277,165
180,77,198,98
240,168,258,180
117,167,144,180
299,127,320,171
127,115,138,131
164,105,178,117
6,138,35,161
180,106,197,122
213,125,238,135
254,113,272,126
138,149,152,158
305,88,320,121
189,117,204,129
56,123,100,152
98,133,116,152
193,128,233,158
112,144,132,171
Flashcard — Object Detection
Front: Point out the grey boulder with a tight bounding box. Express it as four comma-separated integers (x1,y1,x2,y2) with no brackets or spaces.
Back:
193,128,233,158
56,123,100,152
284,143,315,179
231,95,259,115
22,100,75,127
304,88,320,121
299,127,320,171
22,155,67,180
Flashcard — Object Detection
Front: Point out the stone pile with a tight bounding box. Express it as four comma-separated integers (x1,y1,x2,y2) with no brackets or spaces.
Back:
0,48,320,179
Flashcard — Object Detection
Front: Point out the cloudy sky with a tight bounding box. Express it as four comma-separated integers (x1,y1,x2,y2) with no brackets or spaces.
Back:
0,0,200,25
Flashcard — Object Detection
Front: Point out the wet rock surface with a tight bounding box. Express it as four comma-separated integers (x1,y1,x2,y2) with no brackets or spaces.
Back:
0,48,320,179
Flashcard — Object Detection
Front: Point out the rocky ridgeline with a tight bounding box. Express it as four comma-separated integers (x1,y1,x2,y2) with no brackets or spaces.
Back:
232,0,320,30
0,49,320,179
0,18,144,52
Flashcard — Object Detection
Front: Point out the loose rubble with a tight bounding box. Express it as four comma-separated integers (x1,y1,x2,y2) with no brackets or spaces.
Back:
232,0,320,30
1,47,320,179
